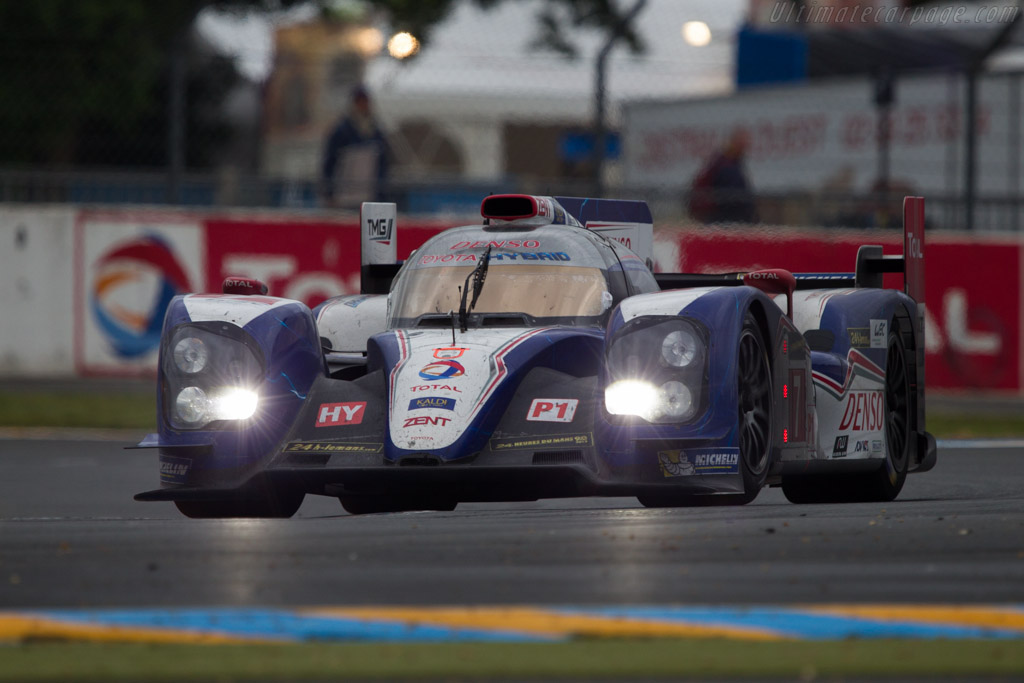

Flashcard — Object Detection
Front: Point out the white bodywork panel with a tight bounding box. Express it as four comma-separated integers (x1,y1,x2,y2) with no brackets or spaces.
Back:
316,295,389,353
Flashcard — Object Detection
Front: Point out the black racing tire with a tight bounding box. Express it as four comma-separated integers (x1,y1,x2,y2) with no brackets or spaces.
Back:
339,496,458,515
637,313,771,509
782,318,911,504
174,490,305,519
736,314,774,502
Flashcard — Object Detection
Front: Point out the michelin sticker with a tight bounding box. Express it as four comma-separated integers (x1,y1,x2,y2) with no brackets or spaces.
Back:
658,448,740,477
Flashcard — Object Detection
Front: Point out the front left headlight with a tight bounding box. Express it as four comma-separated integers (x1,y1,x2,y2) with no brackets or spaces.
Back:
604,318,707,423
163,323,265,430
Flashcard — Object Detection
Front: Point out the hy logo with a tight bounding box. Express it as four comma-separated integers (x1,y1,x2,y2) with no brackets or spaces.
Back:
91,234,192,358
368,217,394,245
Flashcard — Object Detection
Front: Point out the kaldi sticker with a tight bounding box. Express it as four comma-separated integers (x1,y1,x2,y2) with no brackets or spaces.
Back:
408,396,456,411
527,398,578,423
315,402,366,427
838,392,884,431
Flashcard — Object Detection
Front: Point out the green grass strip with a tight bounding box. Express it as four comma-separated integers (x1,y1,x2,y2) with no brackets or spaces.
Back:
1,639,1023,681
0,392,155,430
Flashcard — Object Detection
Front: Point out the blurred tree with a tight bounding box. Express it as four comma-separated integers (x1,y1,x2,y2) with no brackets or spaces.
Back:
0,0,646,169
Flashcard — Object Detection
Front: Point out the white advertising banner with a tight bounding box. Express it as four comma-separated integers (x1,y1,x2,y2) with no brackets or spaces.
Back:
75,211,206,376
623,73,1019,198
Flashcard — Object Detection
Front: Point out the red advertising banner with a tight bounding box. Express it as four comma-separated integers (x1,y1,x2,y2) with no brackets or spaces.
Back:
654,227,1021,392
76,207,1022,392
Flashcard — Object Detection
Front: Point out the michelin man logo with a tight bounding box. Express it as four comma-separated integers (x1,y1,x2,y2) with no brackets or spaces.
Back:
658,450,695,477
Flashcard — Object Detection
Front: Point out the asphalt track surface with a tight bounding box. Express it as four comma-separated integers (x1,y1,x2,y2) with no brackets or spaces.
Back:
1,438,1023,609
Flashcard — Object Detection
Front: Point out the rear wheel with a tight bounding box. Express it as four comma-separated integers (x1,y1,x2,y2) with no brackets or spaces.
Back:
174,490,305,519
339,496,458,515
638,314,772,508
782,318,911,504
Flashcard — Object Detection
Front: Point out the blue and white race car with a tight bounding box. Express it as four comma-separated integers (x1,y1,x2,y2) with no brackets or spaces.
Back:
136,194,935,517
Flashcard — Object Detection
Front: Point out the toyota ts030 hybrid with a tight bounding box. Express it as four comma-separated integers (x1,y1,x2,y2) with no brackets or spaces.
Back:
135,194,935,517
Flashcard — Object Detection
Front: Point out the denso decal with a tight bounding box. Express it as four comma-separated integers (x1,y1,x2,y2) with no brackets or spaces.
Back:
411,384,461,393
450,239,540,250
419,360,465,380
838,391,884,431
658,448,740,477
408,396,456,411
315,402,366,427
433,347,467,359
832,435,848,458
526,398,578,423
403,416,451,427
419,251,571,264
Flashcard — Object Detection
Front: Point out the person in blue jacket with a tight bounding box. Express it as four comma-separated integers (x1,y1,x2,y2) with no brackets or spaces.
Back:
321,85,390,207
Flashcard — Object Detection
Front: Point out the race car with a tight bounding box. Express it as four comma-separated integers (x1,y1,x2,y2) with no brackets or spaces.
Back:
135,194,936,517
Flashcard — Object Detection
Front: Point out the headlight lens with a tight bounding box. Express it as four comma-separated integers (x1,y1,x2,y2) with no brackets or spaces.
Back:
662,329,698,367
605,317,707,424
658,380,694,419
175,386,209,425
173,337,208,374
163,323,265,430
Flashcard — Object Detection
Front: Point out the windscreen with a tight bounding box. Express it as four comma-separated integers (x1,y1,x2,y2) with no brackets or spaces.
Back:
389,264,610,327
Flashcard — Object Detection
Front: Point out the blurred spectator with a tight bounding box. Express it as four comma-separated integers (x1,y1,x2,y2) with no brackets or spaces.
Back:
321,85,390,207
688,129,757,224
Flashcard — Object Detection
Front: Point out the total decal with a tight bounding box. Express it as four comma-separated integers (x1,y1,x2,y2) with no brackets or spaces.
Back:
389,328,550,450
76,213,205,375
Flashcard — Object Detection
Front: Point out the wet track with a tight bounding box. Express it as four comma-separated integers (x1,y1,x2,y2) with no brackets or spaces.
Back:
1,438,1023,609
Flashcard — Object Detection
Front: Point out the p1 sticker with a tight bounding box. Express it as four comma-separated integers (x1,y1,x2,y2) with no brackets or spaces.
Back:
526,398,578,423
316,402,366,427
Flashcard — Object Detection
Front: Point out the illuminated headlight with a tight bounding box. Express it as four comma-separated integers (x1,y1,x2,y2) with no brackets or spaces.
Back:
164,323,266,430
662,328,698,368
174,386,259,426
605,317,708,423
605,379,695,421
605,380,659,418
173,337,208,374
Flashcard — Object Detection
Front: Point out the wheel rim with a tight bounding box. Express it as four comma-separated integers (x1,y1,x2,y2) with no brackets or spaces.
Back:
738,328,771,476
885,332,910,479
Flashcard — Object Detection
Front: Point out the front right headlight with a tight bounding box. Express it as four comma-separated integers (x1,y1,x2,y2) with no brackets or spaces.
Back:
163,323,265,430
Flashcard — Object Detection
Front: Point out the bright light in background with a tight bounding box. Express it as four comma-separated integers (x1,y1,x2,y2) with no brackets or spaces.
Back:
682,21,711,47
353,27,384,57
388,31,420,59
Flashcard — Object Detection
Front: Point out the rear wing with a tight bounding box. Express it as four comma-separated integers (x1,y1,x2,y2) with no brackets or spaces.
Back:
360,202,400,295
655,196,926,304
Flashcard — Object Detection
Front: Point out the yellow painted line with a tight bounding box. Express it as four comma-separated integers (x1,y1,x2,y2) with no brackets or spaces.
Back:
0,615,276,645
303,606,788,641
807,605,1024,632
